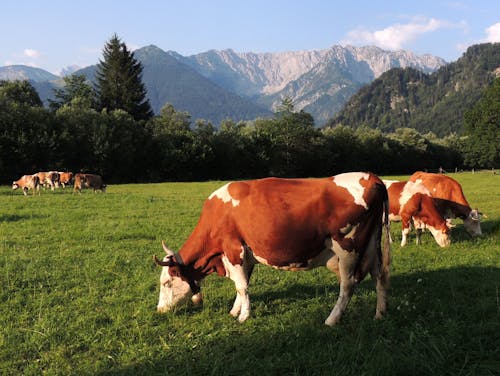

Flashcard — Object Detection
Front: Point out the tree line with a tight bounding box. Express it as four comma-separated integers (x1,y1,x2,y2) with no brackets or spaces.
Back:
0,36,497,184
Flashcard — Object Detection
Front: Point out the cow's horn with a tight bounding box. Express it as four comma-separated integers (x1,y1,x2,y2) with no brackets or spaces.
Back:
153,254,172,267
162,240,175,256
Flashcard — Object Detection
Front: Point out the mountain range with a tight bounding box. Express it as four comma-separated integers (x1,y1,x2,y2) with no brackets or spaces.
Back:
328,43,500,136
0,44,446,124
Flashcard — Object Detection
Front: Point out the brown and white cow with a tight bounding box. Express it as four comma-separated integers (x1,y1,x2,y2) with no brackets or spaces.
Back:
153,172,391,326
58,172,73,188
409,172,482,236
384,180,450,247
36,171,59,191
12,174,40,196
74,173,106,193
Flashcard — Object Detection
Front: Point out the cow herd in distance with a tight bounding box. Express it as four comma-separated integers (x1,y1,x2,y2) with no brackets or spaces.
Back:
12,171,106,195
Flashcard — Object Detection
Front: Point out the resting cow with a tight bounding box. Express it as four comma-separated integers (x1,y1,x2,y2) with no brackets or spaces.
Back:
12,174,40,196
409,172,482,236
153,172,391,326
74,173,106,193
384,180,450,247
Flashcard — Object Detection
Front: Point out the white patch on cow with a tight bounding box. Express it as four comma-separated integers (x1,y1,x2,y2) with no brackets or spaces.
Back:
340,223,359,239
328,238,354,258
383,179,398,189
324,237,359,326
399,181,431,208
333,172,369,209
426,226,451,247
401,227,410,247
388,213,402,222
252,254,270,266
208,183,240,207
157,264,191,313
222,255,250,322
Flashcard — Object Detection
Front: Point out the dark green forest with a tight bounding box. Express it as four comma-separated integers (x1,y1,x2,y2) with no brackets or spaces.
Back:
1,81,494,183
0,39,498,184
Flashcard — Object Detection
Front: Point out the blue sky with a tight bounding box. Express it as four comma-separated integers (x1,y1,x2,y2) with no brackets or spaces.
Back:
2,0,499,75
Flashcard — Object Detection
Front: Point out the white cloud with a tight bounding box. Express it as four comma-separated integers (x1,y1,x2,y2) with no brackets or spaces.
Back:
341,17,464,50
485,22,500,43
456,22,500,55
23,49,41,58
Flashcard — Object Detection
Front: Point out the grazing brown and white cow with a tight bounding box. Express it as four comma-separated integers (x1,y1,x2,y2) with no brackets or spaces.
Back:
12,174,40,196
409,172,482,236
153,172,391,326
36,171,59,191
74,173,106,193
384,180,450,247
58,172,73,188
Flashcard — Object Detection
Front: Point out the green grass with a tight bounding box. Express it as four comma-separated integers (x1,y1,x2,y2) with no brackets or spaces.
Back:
0,173,499,375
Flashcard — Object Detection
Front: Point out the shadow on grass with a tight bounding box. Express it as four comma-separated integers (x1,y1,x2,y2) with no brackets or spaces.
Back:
100,266,500,376
0,213,41,222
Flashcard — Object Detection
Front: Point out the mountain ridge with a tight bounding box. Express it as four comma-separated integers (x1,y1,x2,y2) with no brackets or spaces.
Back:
327,42,500,136
0,44,447,125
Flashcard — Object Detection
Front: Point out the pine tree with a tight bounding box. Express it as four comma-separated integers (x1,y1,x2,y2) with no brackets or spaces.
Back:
463,77,500,168
95,34,153,121
49,74,96,111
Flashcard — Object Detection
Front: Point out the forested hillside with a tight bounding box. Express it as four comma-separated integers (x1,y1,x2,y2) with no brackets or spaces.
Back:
328,43,500,136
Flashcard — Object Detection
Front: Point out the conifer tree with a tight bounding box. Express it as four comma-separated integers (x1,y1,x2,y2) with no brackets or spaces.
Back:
95,34,153,121
49,74,96,111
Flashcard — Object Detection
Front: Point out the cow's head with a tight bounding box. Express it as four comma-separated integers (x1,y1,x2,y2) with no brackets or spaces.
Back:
464,209,482,237
12,182,19,190
427,225,451,247
153,241,202,313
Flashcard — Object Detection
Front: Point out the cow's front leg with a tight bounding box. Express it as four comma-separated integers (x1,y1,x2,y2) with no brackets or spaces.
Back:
222,253,253,322
401,227,409,246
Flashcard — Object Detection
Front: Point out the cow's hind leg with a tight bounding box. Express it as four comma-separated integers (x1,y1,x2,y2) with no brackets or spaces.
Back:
370,265,388,319
415,228,423,245
324,238,358,326
371,224,390,320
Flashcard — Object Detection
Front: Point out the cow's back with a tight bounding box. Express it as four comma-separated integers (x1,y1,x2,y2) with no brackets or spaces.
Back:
409,171,470,207
85,174,104,188
201,174,386,268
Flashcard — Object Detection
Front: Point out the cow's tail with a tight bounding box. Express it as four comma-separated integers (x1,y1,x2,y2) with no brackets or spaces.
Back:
380,183,391,288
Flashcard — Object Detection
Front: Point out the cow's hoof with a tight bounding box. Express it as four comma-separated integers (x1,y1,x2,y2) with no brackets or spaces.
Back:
238,311,249,322
324,317,339,326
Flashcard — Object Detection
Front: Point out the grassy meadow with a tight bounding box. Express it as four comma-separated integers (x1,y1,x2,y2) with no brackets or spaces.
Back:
0,173,499,375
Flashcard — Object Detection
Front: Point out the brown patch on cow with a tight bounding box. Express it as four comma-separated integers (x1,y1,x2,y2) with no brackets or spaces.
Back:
228,181,250,202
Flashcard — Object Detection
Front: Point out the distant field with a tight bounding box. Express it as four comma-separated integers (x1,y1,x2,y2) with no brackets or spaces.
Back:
0,173,499,375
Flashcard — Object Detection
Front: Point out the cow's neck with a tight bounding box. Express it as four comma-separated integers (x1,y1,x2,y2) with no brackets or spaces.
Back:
433,198,471,219
177,228,226,280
